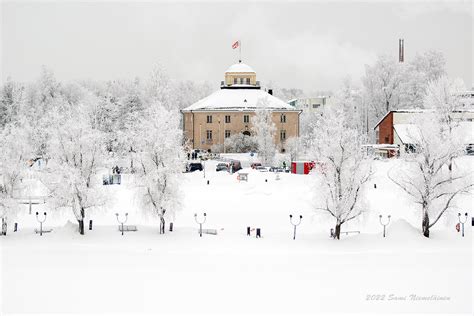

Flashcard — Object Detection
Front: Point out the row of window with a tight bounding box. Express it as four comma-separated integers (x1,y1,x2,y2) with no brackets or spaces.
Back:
233,78,251,85
205,130,287,141
206,114,287,124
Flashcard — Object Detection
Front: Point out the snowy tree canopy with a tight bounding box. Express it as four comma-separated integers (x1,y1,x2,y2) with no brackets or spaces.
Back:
0,123,31,222
44,103,107,235
388,112,472,238
361,51,448,141
308,98,372,239
132,104,184,232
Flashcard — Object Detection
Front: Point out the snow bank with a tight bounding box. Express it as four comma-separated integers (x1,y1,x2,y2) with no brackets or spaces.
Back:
386,218,421,239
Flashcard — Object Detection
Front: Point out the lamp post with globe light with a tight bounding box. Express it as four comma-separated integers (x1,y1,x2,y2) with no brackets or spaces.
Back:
194,212,207,237
289,214,303,240
379,214,391,238
116,213,128,236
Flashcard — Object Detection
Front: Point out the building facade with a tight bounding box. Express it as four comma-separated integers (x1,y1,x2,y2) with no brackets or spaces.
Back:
374,109,474,156
288,96,333,112
182,62,301,152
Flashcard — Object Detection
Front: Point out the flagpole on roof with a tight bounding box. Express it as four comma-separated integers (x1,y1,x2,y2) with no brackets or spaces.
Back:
239,40,242,63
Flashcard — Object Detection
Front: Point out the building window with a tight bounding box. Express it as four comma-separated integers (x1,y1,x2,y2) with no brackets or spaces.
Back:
225,130,231,138
280,114,286,123
246,78,250,84
234,78,237,84
312,104,320,109
280,130,286,141
207,115,212,123
206,130,212,140
225,115,231,123
240,78,244,84
243,115,249,123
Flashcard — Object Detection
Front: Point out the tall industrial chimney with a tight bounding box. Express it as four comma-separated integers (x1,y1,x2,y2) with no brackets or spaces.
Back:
399,38,404,63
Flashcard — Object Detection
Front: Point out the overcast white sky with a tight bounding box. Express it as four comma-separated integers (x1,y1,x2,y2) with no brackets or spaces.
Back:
1,0,472,91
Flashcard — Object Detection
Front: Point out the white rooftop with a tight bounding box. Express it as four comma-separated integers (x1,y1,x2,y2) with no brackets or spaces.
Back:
182,88,298,111
394,124,422,144
225,63,255,73
394,122,474,144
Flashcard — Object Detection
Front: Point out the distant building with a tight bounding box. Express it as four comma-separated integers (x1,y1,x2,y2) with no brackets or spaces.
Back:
374,109,474,156
181,62,301,152
288,96,333,112
458,90,474,108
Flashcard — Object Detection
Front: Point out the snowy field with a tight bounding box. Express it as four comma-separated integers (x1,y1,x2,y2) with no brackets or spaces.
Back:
1,155,472,315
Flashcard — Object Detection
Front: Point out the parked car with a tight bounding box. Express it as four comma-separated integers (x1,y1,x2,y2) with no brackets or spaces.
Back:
465,144,474,156
255,166,269,172
186,162,203,172
251,163,262,169
269,166,285,173
216,163,228,172
229,160,242,173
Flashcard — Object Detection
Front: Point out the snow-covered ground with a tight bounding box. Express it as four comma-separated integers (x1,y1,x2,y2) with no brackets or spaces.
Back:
1,155,472,315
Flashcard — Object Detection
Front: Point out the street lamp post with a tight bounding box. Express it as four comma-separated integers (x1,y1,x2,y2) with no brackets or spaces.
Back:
194,212,207,237
289,214,303,240
35,212,47,236
458,212,468,237
379,214,391,238
115,213,128,236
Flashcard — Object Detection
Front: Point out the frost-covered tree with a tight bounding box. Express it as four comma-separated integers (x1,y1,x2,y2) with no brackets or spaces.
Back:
361,51,446,141
0,78,24,127
0,124,30,230
410,51,446,83
399,51,446,109
224,133,258,153
388,114,472,237
362,55,403,119
299,109,321,142
309,103,372,240
175,80,213,110
252,98,276,165
132,105,184,234
424,76,465,131
332,78,365,132
424,76,466,174
284,137,301,162
274,87,305,102
144,64,177,111
45,104,106,235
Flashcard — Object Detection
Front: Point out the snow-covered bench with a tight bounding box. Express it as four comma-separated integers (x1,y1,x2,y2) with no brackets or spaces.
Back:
330,229,360,238
202,228,218,235
237,173,248,182
34,228,53,234
118,225,137,232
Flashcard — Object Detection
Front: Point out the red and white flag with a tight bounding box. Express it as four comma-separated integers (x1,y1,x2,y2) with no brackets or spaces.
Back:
232,40,240,49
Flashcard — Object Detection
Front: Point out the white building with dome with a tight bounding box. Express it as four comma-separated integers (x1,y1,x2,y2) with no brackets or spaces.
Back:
182,62,301,152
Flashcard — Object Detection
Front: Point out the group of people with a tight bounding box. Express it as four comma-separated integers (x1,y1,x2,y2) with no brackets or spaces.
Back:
112,165,122,174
